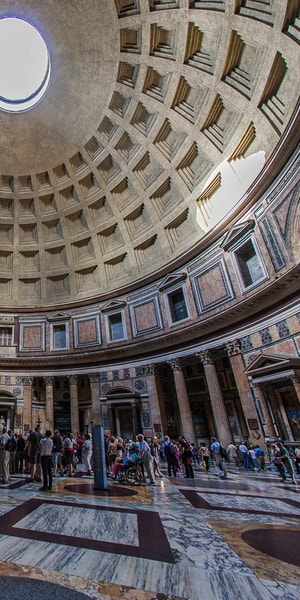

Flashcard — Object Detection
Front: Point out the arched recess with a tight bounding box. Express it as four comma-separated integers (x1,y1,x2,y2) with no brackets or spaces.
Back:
100,386,144,440
0,391,17,432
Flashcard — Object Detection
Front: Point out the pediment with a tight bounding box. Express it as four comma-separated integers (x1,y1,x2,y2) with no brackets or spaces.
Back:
101,300,126,312
159,271,187,291
48,312,70,322
244,353,300,376
220,220,255,251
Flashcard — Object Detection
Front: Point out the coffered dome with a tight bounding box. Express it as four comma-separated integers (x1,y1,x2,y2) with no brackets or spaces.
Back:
0,0,299,309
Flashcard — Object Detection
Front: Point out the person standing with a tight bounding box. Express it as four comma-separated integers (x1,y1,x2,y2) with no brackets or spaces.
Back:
137,434,155,485
82,433,93,475
239,442,250,469
255,445,266,471
76,433,84,464
0,426,10,483
40,430,53,491
28,425,42,482
63,433,75,477
150,436,164,478
179,436,195,479
6,430,17,475
52,430,63,477
276,442,297,484
200,443,210,471
162,435,178,477
211,436,227,480
227,442,239,468
15,433,26,474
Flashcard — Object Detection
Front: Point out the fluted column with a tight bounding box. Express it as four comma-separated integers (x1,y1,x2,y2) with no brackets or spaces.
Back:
68,375,80,435
167,358,195,442
197,350,232,446
22,376,33,431
44,376,54,431
144,364,163,437
226,340,266,447
89,373,101,426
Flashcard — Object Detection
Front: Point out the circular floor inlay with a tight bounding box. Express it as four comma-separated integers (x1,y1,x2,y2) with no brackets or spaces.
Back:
0,17,50,111
242,529,300,567
0,576,89,599
64,482,137,496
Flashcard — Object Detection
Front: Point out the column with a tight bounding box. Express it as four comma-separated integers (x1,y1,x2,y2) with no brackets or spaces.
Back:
251,381,277,438
22,376,33,431
68,374,80,435
131,403,139,437
167,358,195,442
144,364,163,437
273,387,294,440
197,350,232,447
89,373,101,426
226,340,266,448
44,376,54,431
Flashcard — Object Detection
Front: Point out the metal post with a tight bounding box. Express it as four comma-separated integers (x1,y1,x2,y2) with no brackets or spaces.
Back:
92,426,108,489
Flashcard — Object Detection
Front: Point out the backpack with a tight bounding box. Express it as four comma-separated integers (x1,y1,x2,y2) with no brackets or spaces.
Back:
219,444,228,460
164,442,175,457
6,436,17,451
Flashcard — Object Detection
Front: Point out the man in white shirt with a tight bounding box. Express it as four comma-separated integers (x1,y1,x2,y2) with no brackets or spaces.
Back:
239,442,250,468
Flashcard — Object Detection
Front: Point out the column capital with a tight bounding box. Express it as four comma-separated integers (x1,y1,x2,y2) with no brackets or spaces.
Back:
144,363,156,376
226,339,241,356
167,358,182,372
22,376,34,386
68,374,78,385
89,372,100,383
196,350,213,365
44,376,54,386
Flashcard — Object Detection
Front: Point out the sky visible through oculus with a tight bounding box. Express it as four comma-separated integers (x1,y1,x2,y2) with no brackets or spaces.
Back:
0,17,49,111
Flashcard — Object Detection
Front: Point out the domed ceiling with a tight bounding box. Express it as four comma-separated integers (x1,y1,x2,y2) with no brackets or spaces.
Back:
0,0,299,309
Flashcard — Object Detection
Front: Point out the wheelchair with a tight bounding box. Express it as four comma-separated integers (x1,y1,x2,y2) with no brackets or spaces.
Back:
115,461,144,486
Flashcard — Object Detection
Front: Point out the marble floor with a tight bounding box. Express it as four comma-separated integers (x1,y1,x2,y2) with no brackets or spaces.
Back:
0,463,299,600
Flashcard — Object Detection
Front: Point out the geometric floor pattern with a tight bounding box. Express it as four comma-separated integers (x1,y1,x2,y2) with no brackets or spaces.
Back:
0,464,299,600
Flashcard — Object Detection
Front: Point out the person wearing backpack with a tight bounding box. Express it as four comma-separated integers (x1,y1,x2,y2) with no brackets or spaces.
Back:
211,436,228,480
162,435,178,477
7,430,17,475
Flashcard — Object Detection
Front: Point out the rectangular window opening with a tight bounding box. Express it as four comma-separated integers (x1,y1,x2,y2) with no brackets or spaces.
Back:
108,313,125,341
168,289,188,322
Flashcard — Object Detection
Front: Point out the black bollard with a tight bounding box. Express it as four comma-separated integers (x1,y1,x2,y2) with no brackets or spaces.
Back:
92,426,108,489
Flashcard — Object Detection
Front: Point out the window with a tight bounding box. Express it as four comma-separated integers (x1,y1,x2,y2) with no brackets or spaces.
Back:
50,322,69,350
231,237,267,291
107,312,126,342
53,324,67,348
0,327,12,346
167,287,189,323
235,240,264,287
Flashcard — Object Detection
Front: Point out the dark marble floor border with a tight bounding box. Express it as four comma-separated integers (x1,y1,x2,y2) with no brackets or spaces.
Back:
0,498,174,563
180,489,300,516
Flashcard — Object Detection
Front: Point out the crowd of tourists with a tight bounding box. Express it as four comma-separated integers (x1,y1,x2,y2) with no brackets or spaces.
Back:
0,424,299,489
0,426,93,490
